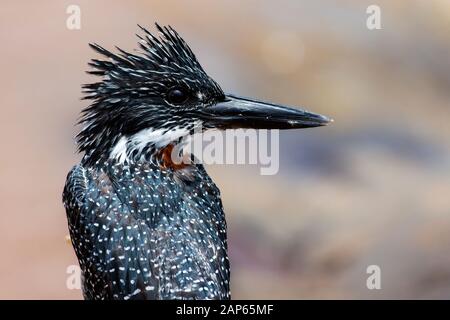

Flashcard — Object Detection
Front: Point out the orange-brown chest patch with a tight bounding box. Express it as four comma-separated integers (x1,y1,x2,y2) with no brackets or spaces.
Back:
158,144,191,171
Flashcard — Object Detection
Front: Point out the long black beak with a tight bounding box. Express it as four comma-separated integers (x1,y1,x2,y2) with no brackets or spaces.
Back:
200,94,332,129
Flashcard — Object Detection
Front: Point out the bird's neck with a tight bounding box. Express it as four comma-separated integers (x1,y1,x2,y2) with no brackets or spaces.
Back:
82,136,192,171
81,126,193,168
83,146,201,187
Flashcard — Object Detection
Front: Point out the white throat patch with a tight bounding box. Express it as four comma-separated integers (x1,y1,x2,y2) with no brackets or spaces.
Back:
109,127,190,163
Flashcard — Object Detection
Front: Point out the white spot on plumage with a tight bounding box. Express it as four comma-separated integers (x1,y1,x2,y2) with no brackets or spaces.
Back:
110,136,128,163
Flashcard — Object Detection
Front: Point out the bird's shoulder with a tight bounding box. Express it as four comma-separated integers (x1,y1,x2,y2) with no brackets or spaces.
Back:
63,164,89,209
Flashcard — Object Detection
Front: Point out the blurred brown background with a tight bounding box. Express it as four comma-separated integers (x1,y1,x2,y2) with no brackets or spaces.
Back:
1,0,449,299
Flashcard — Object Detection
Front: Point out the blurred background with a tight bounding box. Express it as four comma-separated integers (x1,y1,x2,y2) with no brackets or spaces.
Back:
1,0,449,299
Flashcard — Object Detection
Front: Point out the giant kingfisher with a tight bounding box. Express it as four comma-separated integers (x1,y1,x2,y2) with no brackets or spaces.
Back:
63,24,331,300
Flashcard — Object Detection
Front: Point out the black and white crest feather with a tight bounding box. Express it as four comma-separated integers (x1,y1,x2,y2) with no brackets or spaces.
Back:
77,23,224,165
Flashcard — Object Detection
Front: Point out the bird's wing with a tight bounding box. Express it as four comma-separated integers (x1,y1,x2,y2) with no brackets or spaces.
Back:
63,165,160,299
186,165,231,297
63,165,230,300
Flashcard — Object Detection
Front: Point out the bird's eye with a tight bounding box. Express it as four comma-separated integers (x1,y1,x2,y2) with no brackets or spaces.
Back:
167,87,188,105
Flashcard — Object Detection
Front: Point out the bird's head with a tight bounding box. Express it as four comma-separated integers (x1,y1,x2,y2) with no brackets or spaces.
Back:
78,24,331,166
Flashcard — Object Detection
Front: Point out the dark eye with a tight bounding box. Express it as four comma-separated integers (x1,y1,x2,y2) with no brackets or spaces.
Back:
167,87,188,105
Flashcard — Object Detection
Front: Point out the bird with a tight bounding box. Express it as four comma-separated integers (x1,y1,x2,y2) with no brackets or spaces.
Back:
62,23,331,300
